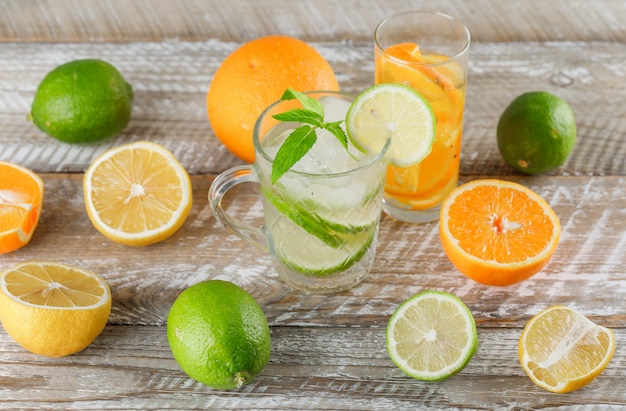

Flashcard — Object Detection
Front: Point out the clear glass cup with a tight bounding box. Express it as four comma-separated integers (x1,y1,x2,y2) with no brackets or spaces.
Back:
208,92,389,294
375,11,471,223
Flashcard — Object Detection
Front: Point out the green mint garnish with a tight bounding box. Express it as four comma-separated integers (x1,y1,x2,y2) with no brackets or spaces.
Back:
270,89,350,184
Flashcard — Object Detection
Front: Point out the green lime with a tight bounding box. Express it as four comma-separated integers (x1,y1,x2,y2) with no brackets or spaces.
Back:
167,280,271,390
386,290,478,382
497,91,576,174
346,83,435,167
30,59,134,144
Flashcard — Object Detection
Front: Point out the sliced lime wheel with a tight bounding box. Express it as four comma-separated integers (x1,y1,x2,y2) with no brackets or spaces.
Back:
260,187,378,277
386,290,478,381
346,83,435,167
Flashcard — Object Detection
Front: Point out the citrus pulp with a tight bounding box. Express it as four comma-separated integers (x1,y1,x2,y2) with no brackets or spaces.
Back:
346,83,435,167
0,161,44,254
83,141,193,247
0,261,111,357
519,305,615,393
439,179,561,286
386,290,478,381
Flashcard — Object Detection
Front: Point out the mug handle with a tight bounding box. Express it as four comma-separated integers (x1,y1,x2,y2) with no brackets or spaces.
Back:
208,165,269,251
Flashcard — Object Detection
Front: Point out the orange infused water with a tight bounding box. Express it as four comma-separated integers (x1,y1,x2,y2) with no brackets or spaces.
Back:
374,11,470,223
376,43,466,215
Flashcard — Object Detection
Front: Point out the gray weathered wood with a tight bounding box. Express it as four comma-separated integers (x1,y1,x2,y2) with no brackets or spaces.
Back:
1,0,625,43
1,41,624,175
0,1,625,409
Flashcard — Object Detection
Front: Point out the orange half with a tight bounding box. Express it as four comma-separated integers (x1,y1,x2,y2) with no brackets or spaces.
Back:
0,162,44,254
439,179,561,286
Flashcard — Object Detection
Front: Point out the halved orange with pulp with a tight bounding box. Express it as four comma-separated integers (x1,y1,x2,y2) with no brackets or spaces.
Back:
0,162,44,254
439,179,561,286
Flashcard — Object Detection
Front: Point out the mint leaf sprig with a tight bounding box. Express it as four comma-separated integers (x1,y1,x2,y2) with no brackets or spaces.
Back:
270,89,351,184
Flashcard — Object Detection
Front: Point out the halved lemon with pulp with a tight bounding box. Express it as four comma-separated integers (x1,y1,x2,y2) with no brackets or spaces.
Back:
519,305,615,393
84,141,193,246
0,261,111,357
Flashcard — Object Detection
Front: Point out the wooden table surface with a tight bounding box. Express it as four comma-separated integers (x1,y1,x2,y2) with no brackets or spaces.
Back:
1,1,625,409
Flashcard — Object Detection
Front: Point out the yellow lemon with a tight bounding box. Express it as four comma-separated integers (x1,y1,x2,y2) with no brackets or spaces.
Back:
83,141,193,246
519,305,615,393
0,261,111,357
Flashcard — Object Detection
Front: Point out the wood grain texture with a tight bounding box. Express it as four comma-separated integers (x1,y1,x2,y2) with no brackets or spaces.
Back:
0,174,623,328
1,326,625,409
2,0,625,43
0,41,625,176
1,1,625,409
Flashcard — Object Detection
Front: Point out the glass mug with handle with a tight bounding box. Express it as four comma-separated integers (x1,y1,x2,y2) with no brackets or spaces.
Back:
209,91,389,294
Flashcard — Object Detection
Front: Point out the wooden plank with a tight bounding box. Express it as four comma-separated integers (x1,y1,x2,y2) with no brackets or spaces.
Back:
0,174,623,328
1,1,624,409
1,0,625,43
1,326,625,409
0,41,625,175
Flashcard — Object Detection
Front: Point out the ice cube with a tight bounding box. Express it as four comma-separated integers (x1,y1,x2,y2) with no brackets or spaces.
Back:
293,127,361,174
319,95,351,123
260,94,371,176
318,95,367,158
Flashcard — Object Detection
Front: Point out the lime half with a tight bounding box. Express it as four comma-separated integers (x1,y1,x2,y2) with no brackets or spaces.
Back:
346,83,435,167
386,290,478,381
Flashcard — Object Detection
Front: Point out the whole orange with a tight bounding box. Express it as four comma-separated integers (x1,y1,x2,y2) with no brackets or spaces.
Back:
207,35,339,163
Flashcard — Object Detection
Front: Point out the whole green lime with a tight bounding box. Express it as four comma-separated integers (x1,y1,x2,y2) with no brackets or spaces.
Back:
497,91,576,174
167,280,271,390
30,59,133,144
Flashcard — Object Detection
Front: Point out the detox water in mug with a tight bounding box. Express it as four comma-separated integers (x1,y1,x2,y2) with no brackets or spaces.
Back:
209,92,389,294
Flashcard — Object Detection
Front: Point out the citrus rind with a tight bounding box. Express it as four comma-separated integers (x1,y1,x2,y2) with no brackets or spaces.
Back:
30,59,133,144
439,179,561,286
167,280,271,390
496,91,576,175
0,162,44,254
0,261,111,357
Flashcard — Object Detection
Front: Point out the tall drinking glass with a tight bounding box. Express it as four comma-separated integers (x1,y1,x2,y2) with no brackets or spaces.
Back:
375,11,470,223
209,92,389,294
